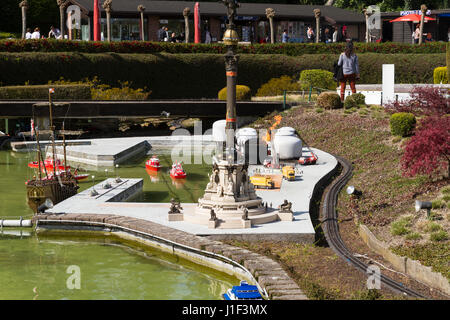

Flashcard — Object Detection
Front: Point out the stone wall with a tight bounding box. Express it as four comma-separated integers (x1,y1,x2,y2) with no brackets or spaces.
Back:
358,224,450,295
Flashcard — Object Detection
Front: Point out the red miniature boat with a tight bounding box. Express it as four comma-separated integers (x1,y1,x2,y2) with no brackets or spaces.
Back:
170,162,186,179
145,156,161,171
28,157,70,171
298,153,318,165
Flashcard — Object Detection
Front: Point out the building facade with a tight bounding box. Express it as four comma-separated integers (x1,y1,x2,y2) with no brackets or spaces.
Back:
67,0,366,43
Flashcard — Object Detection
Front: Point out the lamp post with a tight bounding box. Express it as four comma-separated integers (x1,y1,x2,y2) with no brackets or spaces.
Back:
222,0,240,163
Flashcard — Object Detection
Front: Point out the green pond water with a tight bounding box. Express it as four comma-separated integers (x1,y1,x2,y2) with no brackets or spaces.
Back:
0,150,237,300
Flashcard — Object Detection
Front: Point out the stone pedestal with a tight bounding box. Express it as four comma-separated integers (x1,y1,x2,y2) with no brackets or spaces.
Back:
277,211,294,221
168,213,184,221
208,219,218,229
241,219,251,228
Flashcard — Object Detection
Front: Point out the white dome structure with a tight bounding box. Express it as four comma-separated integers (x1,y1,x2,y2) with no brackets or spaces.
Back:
212,120,227,142
273,127,302,159
236,127,257,146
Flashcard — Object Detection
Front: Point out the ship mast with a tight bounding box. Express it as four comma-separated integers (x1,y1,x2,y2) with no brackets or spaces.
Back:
48,89,57,179
32,110,42,181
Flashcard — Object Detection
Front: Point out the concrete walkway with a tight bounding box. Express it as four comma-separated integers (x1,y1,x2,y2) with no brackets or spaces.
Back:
46,147,338,243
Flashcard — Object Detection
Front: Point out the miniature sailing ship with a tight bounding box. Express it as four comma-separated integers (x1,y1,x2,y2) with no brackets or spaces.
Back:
145,155,161,171
28,157,69,171
26,89,79,213
169,161,186,179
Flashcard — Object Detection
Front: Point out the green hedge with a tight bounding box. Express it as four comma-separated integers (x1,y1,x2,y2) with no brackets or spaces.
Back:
316,92,341,109
0,39,446,55
390,112,416,137
0,84,91,100
0,52,445,99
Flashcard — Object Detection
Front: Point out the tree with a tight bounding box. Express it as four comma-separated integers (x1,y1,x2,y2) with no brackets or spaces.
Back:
265,8,275,44
386,86,450,178
138,4,145,41
183,7,190,43
56,0,69,39
103,0,112,42
19,0,28,39
401,116,450,177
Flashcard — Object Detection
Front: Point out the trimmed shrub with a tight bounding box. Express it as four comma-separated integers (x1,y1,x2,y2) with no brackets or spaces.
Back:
389,112,416,137
316,91,342,109
0,84,91,100
343,95,358,109
352,92,366,105
255,75,301,97
299,69,336,91
433,66,448,84
218,85,251,101
0,52,445,99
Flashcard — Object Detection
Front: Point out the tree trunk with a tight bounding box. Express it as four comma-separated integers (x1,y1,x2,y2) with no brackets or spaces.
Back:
106,12,111,42
184,16,189,43
21,7,27,39
60,6,65,39
418,16,425,45
316,18,320,43
140,12,145,40
269,17,274,44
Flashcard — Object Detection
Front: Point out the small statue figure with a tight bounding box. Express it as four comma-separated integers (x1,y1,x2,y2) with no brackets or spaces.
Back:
240,183,245,196
209,208,217,221
226,175,234,194
216,185,223,197
241,207,249,221
279,199,292,213
169,198,183,214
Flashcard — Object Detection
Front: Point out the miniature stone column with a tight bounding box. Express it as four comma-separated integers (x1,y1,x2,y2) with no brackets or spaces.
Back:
103,0,113,42
265,8,275,44
183,7,190,43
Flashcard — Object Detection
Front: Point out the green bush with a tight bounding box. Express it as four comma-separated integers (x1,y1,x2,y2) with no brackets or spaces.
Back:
316,91,341,109
389,112,416,137
218,85,251,101
433,66,448,84
343,95,358,109
0,84,91,100
299,69,336,91
352,92,366,105
0,52,445,99
255,75,301,97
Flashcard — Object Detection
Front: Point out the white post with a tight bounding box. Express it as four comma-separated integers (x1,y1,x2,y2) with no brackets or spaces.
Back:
382,64,395,105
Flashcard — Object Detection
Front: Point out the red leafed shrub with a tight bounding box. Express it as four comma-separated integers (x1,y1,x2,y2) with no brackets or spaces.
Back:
400,115,450,177
385,86,450,116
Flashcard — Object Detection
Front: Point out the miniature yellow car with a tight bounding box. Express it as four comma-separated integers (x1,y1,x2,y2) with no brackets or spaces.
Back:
250,176,275,189
282,166,295,181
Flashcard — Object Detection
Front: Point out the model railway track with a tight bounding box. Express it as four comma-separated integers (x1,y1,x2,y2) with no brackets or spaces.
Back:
321,155,427,299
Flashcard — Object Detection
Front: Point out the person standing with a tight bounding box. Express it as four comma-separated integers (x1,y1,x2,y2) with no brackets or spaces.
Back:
332,26,338,43
48,26,57,39
282,29,289,43
414,24,420,44
157,26,165,41
338,41,360,102
306,26,314,43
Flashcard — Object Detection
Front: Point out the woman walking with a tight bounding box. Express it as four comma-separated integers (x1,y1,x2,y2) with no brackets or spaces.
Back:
338,41,359,102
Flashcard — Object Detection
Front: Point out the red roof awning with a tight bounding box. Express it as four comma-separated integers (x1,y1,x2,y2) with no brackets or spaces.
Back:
390,13,436,23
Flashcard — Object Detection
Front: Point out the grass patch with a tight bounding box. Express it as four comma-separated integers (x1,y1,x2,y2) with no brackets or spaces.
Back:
315,107,324,113
405,232,422,240
390,216,413,236
391,243,450,280
430,230,448,242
